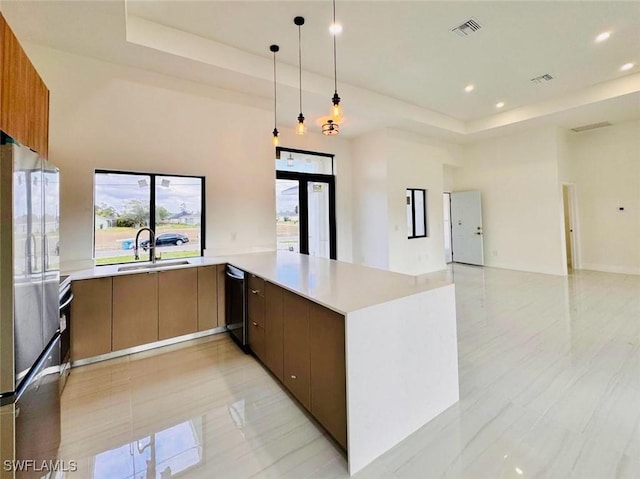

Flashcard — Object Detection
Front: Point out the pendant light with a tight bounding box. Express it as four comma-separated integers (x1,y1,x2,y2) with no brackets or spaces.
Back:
294,16,306,135
329,0,343,123
270,44,280,146
322,119,339,135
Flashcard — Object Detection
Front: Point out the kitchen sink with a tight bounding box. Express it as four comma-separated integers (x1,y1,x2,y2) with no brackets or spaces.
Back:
117,260,191,272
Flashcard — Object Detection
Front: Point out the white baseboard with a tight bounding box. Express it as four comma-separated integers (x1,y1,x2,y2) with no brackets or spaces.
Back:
580,263,640,275
484,261,565,276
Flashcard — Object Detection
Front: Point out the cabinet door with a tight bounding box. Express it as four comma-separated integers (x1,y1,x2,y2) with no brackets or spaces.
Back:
264,282,284,381
197,266,218,331
283,291,310,410
70,277,112,360
248,321,265,361
248,276,265,329
0,17,49,157
112,273,158,350
158,268,198,340
247,274,266,359
216,264,226,328
309,303,347,449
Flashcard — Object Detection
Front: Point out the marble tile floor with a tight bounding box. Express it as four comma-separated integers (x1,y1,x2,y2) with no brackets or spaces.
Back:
57,265,639,479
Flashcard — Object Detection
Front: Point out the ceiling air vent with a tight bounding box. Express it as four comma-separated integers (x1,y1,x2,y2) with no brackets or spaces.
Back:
451,18,482,37
530,74,554,84
571,121,612,133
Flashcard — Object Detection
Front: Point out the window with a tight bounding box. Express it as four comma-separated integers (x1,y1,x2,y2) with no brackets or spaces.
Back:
94,171,205,265
275,148,337,259
275,147,334,175
407,188,427,239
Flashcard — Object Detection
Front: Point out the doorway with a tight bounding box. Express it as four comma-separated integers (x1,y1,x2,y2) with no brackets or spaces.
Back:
443,192,452,263
562,184,577,272
275,148,337,260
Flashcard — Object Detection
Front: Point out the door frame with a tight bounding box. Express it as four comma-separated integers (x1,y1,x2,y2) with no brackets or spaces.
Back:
561,182,580,271
276,170,337,260
443,192,453,264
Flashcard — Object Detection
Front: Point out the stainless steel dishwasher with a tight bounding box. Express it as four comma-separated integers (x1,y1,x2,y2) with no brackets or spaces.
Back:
225,265,249,352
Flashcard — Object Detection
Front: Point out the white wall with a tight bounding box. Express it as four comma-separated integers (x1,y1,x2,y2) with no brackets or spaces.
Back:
351,131,389,270
455,126,566,275
568,120,640,274
351,129,462,275
443,165,456,192
386,132,459,274
23,44,353,271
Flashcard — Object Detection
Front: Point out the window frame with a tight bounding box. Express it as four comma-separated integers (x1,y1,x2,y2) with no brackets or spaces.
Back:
93,169,206,264
275,146,335,175
407,188,428,239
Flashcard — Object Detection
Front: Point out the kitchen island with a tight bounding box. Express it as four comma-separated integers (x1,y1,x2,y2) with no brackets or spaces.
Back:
69,251,459,475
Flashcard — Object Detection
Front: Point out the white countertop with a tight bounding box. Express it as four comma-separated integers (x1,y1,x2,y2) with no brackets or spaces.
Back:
69,251,452,314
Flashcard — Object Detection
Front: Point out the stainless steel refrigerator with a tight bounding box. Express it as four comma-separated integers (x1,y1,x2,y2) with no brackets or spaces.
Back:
0,132,61,476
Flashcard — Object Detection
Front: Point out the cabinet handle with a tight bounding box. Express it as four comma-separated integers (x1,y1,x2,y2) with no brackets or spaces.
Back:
252,322,258,326
290,375,297,379
250,289,259,295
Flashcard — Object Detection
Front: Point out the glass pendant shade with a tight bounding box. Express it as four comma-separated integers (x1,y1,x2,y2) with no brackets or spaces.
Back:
331,93,343,122
296,114,306,135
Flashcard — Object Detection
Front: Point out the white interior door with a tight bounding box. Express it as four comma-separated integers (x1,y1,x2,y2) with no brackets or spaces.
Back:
451,191,484,266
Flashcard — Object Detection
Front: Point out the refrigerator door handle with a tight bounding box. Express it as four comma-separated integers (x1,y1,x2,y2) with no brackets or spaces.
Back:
44,233,50,270
27,234,37,274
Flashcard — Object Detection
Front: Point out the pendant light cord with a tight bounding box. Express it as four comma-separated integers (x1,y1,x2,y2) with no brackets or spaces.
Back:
273,51,277,126
333,0,338,93
298,24,303,114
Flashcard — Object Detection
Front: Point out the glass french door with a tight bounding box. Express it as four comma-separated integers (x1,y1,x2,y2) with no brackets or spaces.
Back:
276,172,336,260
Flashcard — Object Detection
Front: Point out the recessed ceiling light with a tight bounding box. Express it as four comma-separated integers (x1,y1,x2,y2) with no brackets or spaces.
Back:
464,84,475,93
496,102,505,109
620,62,635,71
595,31,611,43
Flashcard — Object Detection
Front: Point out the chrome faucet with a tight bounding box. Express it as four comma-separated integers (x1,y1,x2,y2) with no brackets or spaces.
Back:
134,227,158,263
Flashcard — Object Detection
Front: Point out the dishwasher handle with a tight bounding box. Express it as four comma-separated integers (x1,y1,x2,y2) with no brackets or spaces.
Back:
226,266,245,281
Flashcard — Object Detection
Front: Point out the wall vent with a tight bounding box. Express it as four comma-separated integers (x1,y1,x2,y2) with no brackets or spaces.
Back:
451,18,482,37
530,74,554,83
571,121,612,133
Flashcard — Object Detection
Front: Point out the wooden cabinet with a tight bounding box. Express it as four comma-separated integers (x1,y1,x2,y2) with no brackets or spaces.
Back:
282,290,311,410
247,276,346,449
248,320,265,361
197,266,218,331
112,272,159,350
247,274,266,361
158,268,198,340
264,282,284,381
248,273,265,328
0,14,49,157
70,277,112,361
71,265,227,360
309,303,347,449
